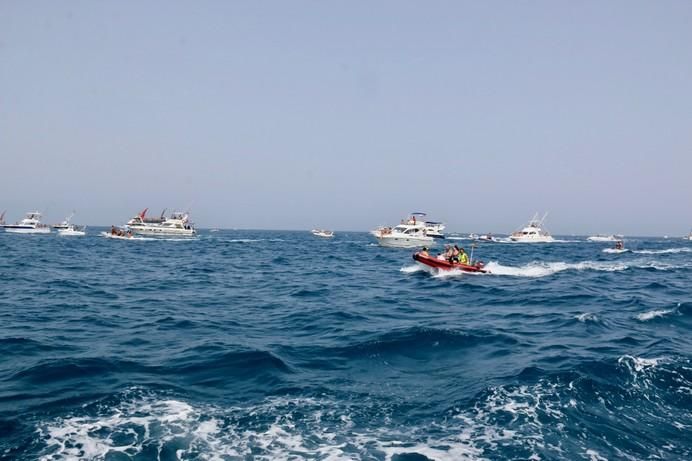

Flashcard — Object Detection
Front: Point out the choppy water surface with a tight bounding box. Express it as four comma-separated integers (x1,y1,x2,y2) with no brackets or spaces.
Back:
1,230,691,460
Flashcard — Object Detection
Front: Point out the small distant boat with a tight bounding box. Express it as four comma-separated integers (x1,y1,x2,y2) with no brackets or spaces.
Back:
52,212,75,230
58,224,86,236
475,232,499,242
413,251,488,273
509,213,554,243
101,229,136,240
587,234,621,242
311,229,334,238
3,211,51,234
686,231,692,241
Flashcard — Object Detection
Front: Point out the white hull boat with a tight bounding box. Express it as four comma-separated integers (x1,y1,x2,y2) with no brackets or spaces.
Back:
377,234,434,248
126,208,196,237
376,222,435,248
58,225,86,236
509,213,554,243
3,212,51,234
311,229,334,238
587,234,620,242
372,213,445,240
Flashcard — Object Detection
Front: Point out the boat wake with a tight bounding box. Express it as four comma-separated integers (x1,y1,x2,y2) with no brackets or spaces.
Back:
482,260,628,277
602,248,630,254
633,248,692,255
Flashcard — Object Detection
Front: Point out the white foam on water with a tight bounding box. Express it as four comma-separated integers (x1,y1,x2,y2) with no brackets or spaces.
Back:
399,264,423,274
602,248,629,254
618,355,664,373
634,248,692,255
483,260,627,278
636,307,677,322
585,448,608,461
575,312,598,323
37,370,689,461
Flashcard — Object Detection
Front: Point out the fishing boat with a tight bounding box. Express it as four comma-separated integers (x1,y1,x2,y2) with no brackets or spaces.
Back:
311,229,334,238
509,213,554,243
57,224,86,236
126,208,196,237
52,212,75,230
412,251,488,273
3,211,51,234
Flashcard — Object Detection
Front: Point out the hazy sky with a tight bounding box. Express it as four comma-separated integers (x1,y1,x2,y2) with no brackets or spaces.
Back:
1,1,691,234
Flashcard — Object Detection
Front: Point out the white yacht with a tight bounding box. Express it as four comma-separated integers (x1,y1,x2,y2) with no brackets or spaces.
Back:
311,229,334,238
58,224,86,236
587,234,621,242
4,212,51,234
126,208,196,237
509,213,554,243
372,213,445,240
375,223,435,248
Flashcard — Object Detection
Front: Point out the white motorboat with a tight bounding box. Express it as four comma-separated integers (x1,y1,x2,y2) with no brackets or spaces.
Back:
372,213,445,239
311,229,334,238
3,211,51,234
52,212,75,230
477,233,499,242
126,208,196,237
587,234,621,242
376,224,435,248
509,213,554,243
58,224,86,236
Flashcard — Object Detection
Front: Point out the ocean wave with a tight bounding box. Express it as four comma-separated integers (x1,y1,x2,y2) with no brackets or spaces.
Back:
35,356,692,461
636,307,678,322
633,248,692,255
333,326,519,359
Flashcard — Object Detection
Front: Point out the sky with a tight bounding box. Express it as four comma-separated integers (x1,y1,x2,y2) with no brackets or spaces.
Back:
1,1,691,235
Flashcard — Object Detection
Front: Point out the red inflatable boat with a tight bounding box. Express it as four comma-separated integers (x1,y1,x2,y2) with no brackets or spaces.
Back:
413,252,489,273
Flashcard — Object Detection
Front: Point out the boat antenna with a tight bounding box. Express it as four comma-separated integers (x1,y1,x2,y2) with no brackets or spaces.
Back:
470,243,476,265
539,212,549,227
160,208,167,219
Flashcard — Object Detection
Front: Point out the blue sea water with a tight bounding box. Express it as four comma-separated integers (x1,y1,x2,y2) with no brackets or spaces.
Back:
1,230,691,460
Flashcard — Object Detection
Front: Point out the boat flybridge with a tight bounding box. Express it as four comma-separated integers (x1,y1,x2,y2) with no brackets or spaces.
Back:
509,212,554,243
126,208,196,237
3,211,51,234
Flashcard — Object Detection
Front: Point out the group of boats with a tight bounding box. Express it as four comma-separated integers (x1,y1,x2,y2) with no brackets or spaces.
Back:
0,211,84,236
0,208,196,238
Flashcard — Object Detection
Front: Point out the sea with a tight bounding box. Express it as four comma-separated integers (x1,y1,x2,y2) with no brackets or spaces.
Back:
1,230,690,460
